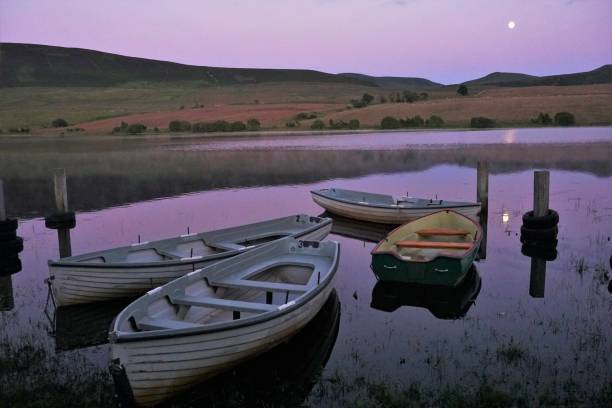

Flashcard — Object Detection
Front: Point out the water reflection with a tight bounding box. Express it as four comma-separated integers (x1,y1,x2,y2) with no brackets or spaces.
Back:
0,250,23,312
2,138,611,217
370,266,481,319
49,297,134,351
324,212,395,243
157,290,341,408
0,275,14,311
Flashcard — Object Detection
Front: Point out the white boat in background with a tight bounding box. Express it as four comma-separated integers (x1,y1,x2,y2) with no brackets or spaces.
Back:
312,188,480,224
109,237,339,407
48,214,332,306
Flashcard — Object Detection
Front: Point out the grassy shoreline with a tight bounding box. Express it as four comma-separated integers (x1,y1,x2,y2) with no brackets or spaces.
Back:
1,124,611,143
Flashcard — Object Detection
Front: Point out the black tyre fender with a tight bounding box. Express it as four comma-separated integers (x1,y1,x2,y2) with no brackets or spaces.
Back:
522,209,559,229
0,237,24,254
521,243,558,261
45,211,76,229
520,237,558,249
520,225,558,243
0,230,17,242
0,218,18,233
0,256,22,276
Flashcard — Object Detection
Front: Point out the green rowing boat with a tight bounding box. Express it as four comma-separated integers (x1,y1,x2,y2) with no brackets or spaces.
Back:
371,210,481,286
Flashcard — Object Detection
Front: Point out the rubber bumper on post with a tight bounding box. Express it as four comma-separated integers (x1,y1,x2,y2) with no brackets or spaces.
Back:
45,211,76,229
0,256,22,276
520,225,558,244
0,219,18,233
0,237,23,255
522,209,559,229
521,243,558,262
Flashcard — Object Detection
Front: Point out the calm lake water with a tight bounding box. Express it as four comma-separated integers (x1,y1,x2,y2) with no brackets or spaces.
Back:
1,127,611,406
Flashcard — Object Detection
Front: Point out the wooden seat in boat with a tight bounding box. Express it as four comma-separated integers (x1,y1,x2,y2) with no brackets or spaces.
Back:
170,294,277,313
416,228,470,237
138,317,203,331
395,240,473,250
211,279,308,294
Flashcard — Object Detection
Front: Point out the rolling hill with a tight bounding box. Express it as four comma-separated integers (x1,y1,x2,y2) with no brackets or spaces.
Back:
0,43,376,87
1,43,609,90
462,65,611,87
339,73,443,89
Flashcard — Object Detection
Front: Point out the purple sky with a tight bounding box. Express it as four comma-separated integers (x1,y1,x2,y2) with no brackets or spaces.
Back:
1,0,610,83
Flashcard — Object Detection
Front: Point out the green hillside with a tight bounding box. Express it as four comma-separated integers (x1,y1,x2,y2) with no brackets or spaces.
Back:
0,43,376,87
462,65,611,87
339,73,443,89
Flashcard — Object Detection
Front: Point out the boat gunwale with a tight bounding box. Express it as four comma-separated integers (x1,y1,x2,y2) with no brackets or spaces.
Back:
311,189,480,211
109,239,340,343
48,216,332,269
371,210,482,263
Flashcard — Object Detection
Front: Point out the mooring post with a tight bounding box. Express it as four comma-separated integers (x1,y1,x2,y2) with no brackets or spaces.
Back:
0,179,6,221
53,169,72,258
529,170,551,298
0,180,16,312
533,171,550,217
476,162,489,260
529,258,546,298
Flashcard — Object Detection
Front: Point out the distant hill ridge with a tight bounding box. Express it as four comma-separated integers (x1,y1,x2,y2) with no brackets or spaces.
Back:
0,43,610,88
338,73,443,89
463,65,611,87
0,43,376,87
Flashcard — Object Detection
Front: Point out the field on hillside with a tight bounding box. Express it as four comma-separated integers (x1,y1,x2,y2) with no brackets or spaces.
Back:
0,82,611,132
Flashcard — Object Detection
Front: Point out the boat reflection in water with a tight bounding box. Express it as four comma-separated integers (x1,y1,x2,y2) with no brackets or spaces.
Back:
323,212,396,243
371,266,481,319
155,289,341,408
50,297,135,351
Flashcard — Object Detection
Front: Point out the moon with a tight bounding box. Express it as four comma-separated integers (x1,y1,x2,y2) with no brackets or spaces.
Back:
508,21,516,29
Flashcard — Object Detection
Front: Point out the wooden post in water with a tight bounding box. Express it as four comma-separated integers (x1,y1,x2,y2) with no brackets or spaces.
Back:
54,169,72,258
0,180,15,311
529,170,550,298
476,162,489,260
0,179,6,221
533,171,550,217
529,258,546,298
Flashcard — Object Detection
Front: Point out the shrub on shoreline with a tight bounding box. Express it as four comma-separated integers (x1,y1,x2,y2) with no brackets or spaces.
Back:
311,120,325,130
426,115,445,127
381,116,401,129
554,111,575,126
381,115,444,129
328,119,360,130
295,112,317,120
112,121,146,134
246,118,261,131
471,116,495,128
169,120,192,132
530,112,553,125
51,118,68,128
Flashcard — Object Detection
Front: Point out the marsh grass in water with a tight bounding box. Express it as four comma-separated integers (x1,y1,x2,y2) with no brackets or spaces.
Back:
0,334,113,407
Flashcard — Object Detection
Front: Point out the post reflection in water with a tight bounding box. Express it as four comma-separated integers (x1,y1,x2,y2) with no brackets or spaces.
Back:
0,275,14,311
371,266,481,319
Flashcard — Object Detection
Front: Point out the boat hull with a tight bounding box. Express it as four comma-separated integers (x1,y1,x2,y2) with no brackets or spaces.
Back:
312,194,480,224
371,245,478,286
110,282,335,406
50,224,331,307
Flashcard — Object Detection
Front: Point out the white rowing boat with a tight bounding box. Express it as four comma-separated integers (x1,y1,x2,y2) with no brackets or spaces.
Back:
312,188,480,224
49,215,331,306
109,237,339,406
